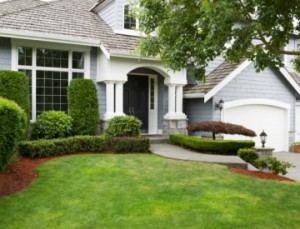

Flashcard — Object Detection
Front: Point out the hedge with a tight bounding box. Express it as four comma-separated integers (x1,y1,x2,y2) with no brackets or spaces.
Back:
110,137,150,153
0,70,30,139
0,97,28,171
19,136,105,158
238,148,258,165
170,134,255,155
68,79,99,135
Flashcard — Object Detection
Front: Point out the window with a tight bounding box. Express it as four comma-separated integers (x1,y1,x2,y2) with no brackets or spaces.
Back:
124,4,137,30
16,46,88,120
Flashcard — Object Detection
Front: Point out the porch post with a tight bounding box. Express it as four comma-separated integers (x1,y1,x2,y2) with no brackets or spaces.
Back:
115,82,125,116
176,85,184,115
104,81,115,119
167,84,176,117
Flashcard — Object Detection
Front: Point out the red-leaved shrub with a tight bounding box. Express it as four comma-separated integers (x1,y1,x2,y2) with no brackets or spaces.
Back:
188,121,256,140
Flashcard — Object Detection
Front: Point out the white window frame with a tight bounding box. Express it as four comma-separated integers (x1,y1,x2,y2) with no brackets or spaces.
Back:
123,3,139,31
11,39,91,121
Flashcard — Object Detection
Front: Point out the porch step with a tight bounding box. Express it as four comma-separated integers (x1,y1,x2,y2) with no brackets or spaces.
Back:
148,136,170,144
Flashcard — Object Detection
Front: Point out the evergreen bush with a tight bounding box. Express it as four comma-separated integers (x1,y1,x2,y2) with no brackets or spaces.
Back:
0,97,27,171
68,79,99,135
238,148,258,165
105,116,142,138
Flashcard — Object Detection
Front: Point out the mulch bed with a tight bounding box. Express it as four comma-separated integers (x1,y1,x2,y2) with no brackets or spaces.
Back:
230,168,295,182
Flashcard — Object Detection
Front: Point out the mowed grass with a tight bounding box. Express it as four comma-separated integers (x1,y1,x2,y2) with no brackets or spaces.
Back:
1,154,300,229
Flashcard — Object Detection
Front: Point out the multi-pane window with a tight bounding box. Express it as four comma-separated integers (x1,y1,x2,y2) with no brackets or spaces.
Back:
17,46,87,120
124,4,137,30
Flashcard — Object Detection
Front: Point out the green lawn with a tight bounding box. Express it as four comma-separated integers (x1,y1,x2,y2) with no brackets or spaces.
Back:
1,154,300,229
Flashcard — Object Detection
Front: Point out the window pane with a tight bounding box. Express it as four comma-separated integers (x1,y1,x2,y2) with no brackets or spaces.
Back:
18,47,32,66
37,48,69,68
36,71,68,115
72,72,84,79
72,52,85,69
150,78,155,110
124,4,136,30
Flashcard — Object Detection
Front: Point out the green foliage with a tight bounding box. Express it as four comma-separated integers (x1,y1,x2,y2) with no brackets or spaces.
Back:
0,70,30,138
138,0,300,78
32,111,73,139
292,141,300,146
68,79,99,135
238,148,258,165
0,97,27,171
170,134,255,155
110,137,150,153
19,135,105,158
254,157,294,175
105,116,142,138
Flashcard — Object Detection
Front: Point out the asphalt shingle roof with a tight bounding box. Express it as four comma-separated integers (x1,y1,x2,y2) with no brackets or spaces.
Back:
184,61,243,95
0,0,138,53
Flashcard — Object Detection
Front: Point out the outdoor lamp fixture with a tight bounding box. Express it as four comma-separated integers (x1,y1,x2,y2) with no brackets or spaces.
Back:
260,130,267,148
215,99,224,111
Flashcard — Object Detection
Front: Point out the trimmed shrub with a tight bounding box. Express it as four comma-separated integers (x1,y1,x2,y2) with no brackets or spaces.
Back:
105,116,142,138
111,137,150,153
238,148,258,165
254,157,294,175
68,79,99,135
0,70,30,139
188,121,256,140
19,136,105,158
32,111,73,139
0,97,27,171
170,134,255,155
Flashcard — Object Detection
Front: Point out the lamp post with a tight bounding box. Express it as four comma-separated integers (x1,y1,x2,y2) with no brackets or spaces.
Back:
260,130,267,148
215,99,224,111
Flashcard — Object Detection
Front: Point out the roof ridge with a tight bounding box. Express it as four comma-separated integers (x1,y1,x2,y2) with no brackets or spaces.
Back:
0,0,50,18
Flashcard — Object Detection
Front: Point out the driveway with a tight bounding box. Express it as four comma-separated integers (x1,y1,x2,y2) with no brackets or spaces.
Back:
273,152,300,181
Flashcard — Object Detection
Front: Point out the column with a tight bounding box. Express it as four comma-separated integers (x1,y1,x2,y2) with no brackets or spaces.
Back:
166,84,176,118
176,85,183,115
104,81,115,119
115,82,125,116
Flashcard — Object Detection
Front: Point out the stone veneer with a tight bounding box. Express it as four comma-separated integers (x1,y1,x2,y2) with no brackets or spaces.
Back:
163,119,188,136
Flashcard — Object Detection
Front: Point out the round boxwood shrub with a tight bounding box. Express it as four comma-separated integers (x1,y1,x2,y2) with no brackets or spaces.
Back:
105,116,142,138
238,148,258,165
32,111,73,139
0,97,27,171
68,79,99,135
0,70,30,139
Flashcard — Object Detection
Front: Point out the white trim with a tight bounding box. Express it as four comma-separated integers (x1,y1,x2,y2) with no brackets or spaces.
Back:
100,44,110,60
110,51,157,61
183,93,205,99
114,29,141,37
0,28,101,47
279,67,300,94
204,60,252,102
90,0,113,12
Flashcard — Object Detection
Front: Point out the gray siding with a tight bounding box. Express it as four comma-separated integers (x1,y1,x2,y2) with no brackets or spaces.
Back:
98,1,117,30
184,99,213,125
213,63,296,130
0,37,11,70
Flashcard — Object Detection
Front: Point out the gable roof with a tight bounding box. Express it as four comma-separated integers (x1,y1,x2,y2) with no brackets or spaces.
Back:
184,60,300,102
0,0,138,56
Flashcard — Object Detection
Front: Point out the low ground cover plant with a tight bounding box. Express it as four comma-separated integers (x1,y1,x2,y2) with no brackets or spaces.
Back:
254,157,294,175
170,134,255,155
238,148,258,165
0,97,27,171
68,79,99,135
188,121,256,140
32,111,73,139
19,136,105,158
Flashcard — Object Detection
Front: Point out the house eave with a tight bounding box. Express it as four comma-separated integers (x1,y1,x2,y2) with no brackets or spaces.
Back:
183,93,205,99
110,51,159,61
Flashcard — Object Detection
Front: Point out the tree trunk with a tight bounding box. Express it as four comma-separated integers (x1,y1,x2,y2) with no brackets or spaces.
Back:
212,132,216,140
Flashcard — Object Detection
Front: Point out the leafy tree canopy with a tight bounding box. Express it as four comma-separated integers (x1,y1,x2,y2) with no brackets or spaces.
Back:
137,0,300,80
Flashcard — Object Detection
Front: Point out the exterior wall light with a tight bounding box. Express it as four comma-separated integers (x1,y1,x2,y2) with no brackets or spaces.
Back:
260,130,267,148
215,99,224,111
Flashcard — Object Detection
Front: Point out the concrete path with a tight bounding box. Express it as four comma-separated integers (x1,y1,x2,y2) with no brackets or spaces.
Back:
150,144,248,169
273,152,300,181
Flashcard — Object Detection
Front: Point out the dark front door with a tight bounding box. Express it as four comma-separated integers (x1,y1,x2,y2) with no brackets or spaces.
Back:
124,75,149,133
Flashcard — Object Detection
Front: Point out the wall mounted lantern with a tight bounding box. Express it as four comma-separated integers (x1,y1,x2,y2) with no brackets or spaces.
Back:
260,130,267,148
215,99,224,111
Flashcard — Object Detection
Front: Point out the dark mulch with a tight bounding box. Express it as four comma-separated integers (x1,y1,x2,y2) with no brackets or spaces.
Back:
230,168,295,182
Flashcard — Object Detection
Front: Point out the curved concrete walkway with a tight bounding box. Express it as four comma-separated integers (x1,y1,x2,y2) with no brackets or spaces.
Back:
150,144,248,169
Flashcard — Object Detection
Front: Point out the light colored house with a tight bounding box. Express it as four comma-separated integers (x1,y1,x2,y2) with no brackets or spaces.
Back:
0,0,300,151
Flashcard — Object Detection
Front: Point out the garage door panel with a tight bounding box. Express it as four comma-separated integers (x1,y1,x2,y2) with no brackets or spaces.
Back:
223,104,287,151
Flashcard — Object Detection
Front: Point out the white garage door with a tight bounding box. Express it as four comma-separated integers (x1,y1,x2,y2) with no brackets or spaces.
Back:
223,104,288,151
295,104,300,142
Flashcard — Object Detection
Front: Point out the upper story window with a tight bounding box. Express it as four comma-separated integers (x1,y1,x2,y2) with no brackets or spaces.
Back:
124,4,137,30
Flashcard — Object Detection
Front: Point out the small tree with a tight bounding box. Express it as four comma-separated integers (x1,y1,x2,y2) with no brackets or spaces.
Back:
68,79,99,135
0,70,30,139
188,121,256,140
